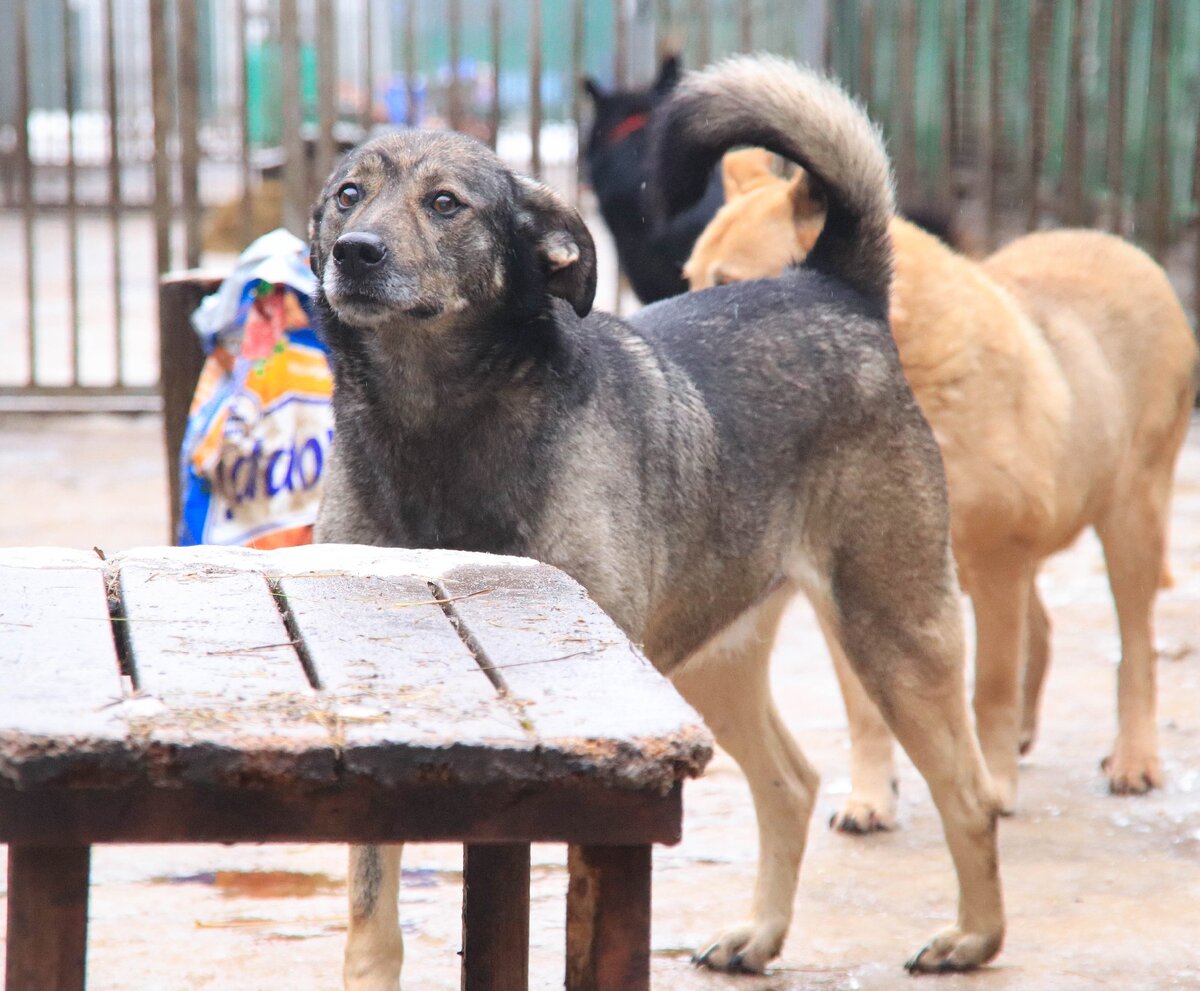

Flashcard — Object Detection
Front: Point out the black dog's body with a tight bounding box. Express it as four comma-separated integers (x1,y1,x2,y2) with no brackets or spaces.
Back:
313,56,1003,990
584,58,724,303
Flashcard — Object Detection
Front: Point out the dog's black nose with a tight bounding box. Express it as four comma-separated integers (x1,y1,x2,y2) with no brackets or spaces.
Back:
332,232,388,278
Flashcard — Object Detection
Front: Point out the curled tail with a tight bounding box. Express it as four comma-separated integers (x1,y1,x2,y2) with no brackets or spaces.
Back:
649,55,895,309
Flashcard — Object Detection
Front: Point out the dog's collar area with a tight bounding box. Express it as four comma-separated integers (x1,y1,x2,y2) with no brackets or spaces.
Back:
605,112,650,145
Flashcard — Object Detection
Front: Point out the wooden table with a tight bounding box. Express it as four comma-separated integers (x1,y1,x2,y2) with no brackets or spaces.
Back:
0,545,711,991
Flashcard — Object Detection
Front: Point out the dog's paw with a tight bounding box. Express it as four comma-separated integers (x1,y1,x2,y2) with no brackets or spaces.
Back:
1102,750,1163,795
344,933,403,991
905,925,1002,974
1017,726,1037,756
989,770,1018,817
829,796,896,834
692,921,785,974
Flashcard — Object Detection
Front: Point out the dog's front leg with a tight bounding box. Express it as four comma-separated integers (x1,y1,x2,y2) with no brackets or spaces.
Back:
344,844,404,991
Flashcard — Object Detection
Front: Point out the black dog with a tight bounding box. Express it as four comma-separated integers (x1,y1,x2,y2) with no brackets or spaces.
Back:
583,56,724,303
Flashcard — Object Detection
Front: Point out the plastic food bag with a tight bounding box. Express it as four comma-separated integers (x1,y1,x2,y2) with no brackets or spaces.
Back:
179,229,333,548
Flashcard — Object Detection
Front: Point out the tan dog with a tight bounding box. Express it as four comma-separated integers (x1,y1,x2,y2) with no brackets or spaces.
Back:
688,148,1198,826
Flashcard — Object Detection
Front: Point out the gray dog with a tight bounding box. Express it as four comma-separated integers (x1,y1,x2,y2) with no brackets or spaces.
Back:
311,56,1005,988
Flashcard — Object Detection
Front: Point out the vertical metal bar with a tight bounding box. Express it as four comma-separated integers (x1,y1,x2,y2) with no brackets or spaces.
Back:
177,0,202,269
317,0,338,180
491,0,504,151
105,0,125,384
939,0,958,206
403,0,417,127
15,0,36,386
614,0,627,89
897,0,918,204
62,0,81,385
738,0,752,52
822,0,835,74
859,0,875,105
984,0,1002,247
1061,0,1087,226
1027,0,1050,230
693,0,711,66
530,0,542,178
149,0,174,276
280,0,306,236
963,0,978,165
570,0,584,195
361,0,375,134
1105,0,1127,234
448,0,463,132
1193,97,1200,326
1149,0,1170,261
238,0,254,248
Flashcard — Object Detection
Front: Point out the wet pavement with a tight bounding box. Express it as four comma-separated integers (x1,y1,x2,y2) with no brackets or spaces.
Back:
0,412,1197,990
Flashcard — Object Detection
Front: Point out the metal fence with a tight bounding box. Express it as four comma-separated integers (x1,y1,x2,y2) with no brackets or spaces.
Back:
1,0,1198,404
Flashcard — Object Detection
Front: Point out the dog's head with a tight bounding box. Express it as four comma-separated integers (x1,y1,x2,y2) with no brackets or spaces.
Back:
683,148,826,290
582,56,680,163
310,130,597,329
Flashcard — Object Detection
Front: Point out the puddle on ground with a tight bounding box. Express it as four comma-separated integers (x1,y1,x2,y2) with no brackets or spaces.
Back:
152,866,461,898
153,870,342,898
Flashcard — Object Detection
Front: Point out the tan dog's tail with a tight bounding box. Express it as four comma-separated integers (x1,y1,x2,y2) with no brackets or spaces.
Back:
649,55,895,309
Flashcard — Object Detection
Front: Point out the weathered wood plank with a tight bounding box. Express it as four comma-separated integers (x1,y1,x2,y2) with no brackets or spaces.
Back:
5,845,90,991
566,845,652,991
0,552,130,787
0,781,684,846
433,561,711,790
277,572,534,784
116,561,336,785
462,843,531,991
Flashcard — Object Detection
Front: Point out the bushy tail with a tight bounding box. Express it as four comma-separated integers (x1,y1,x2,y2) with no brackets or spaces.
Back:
649,55,895,308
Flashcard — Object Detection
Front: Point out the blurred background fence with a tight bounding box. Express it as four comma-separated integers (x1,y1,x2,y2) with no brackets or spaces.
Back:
1,0,1199,405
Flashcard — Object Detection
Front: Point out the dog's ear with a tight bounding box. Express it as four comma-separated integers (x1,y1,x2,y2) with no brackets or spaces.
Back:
789,168,826,222
721,147,775,199
653,55,682,95
582,77,606,104
516,176,597,318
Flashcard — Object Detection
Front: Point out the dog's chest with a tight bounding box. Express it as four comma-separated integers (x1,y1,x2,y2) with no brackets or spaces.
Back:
345,413,551,556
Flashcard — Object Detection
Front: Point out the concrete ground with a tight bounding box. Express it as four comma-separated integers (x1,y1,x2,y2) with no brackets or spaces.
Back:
0,411,1198,990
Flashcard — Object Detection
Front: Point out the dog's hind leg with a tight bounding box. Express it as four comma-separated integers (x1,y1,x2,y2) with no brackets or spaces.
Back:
344,844,404,991
827,561,1005,972
672,588,818,974
1019,581,1051,757
817,608,898,832
1094,483,1175,794
964,556,1035,813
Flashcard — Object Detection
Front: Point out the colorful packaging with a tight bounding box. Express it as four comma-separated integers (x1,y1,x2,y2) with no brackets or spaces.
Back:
179,230,333,549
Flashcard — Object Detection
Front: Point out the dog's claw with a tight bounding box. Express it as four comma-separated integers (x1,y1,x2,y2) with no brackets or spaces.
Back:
829,804,894,835
904,926,1002,974
727,953,756,974
692,923,780,973
1101,750,1163,795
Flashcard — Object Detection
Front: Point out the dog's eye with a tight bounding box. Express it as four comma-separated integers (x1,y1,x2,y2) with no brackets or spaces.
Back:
431,192,462,216
336,183,361,210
